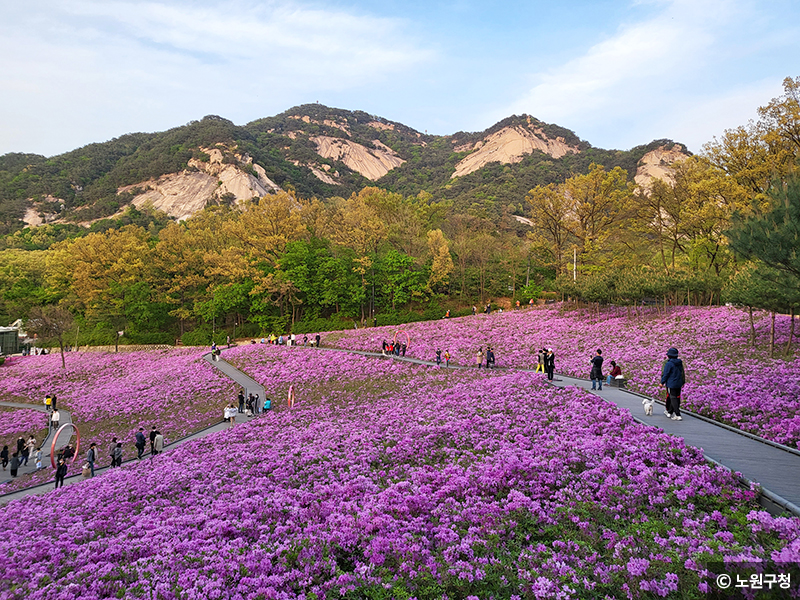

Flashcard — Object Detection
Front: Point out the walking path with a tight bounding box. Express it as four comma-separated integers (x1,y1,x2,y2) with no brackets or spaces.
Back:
0,402,73,486
2,346,798,518
0,353,261,505
311,347,800,516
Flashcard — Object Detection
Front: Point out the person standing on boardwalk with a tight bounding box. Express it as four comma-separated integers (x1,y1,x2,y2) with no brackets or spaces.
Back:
44,394,52,413
476,347,484,368
435,349,442,366
545,348,555,381
444,351,451,367
590,349,604,390
0,446,8,471
661,347,685,421
50,409,60,431
54,458,67,488
86,443,97,477
535,349,545,373
149,427,157,454
486,347,496,369
315,334,321,347
238,390,245,414
135,428,146,459
34,447,42,470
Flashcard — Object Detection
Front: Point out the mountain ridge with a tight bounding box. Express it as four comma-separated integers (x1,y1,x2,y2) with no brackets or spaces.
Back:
0,105,690,232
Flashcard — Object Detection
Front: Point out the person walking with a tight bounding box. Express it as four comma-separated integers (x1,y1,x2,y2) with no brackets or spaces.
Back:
475,347,484,368
315,334,321,348
545,348,556,381
444,350,451,368
153,431,164,456
0,445,8,471
112,443,122,467
51,409,61,431
9,453,19,478
26,436,36,462
486,347,496,369
86,443,97,477
135,428,146,459
108,437,118,466
44,394,52,413
535,348,545,373
149,427,157,455
590,349,604,391
661,347,685,421
238,390,245,414
435,349,442,366
54,458,67,489
34,447,42,470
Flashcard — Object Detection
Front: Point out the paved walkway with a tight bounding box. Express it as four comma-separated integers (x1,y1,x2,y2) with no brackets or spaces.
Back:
0,353,262,505
0,402,73,486
310,348,800,516
3,346,798,517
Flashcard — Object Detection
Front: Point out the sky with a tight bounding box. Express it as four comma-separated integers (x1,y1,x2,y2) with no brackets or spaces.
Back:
1,0,798,157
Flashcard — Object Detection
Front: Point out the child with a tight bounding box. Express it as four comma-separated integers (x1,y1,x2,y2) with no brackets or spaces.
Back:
35,447,42,470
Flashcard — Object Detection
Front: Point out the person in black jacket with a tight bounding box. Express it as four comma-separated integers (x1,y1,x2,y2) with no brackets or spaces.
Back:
661,347,685,421
590,349,604,390
545,348,556,381
135,428,146,459
55,458,68,488
9,453,19,477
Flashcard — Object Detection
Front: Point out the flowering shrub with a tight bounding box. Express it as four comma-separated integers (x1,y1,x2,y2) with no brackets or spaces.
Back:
0,347,795,599
0,349,235,491
327,306,800,447
0,407,47,440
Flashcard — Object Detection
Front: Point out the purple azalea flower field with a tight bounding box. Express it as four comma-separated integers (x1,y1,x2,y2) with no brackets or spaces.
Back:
326,306,800,448
0,346,797,599
0,407,48,439
0,349,235,491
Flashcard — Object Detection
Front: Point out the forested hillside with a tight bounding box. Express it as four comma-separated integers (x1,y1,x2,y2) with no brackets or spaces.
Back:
0,105,684,234
0,77,799,349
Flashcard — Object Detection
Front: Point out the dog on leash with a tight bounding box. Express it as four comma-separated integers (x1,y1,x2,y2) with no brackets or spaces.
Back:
642,397,654,416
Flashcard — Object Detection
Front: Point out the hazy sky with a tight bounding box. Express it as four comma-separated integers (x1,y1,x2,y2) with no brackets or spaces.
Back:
1,0,798,157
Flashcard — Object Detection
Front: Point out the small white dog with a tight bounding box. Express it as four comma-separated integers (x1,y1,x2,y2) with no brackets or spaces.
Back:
642,397,654,416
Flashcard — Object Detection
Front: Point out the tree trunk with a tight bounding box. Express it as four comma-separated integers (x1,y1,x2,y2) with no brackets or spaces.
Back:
770,311,776,358
784,309,796,356
748,306,756,348
58,336,66,369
